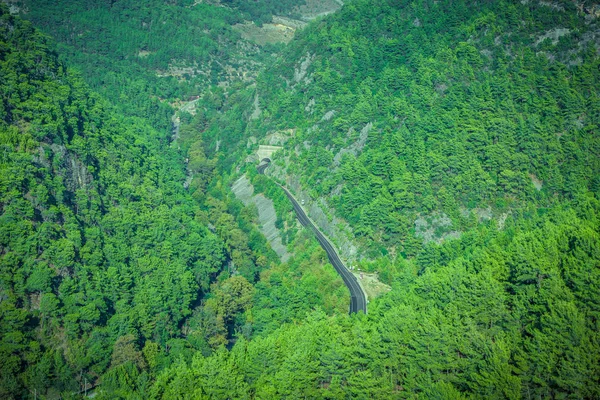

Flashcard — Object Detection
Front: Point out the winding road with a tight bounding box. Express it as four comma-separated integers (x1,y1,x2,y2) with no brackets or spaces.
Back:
257,161,367,314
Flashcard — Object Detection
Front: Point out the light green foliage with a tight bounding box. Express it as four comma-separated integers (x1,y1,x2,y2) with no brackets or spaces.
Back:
248,0,600,257
148,206,600,398
251,228,349,336
3,0,600,398
144,0,600,398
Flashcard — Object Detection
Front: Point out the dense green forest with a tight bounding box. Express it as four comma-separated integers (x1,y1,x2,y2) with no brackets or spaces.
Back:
0,4,346,397
246,0,600,258
0,6,231,396
2,0,600,398
15,0,278,132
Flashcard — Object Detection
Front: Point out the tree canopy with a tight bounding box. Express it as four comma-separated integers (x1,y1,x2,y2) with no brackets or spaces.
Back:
2,0,600,398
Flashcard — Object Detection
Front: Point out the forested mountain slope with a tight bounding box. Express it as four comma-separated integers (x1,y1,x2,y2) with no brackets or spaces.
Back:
239,0,600,261
145,0,600,398
14,0,276,132
0,8,229,397
2,0,600,398
0,5,351,398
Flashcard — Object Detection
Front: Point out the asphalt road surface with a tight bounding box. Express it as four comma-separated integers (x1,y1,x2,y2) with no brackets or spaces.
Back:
256,161,270,175
257,161,367,314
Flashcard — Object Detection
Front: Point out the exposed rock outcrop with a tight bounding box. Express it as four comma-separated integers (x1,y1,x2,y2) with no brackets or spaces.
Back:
231,175,291,262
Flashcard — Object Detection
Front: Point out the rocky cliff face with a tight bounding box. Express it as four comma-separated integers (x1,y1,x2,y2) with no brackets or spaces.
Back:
231,174,291,262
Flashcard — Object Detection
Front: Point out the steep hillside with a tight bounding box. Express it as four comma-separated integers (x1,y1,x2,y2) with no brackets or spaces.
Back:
143,0,600,398
13,0,272,132
241,0,600,263
3,0,600,398
0,6,355,397
0,7,229,397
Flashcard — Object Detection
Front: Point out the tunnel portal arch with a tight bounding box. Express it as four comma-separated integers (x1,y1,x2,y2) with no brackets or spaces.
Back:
256,145,282,161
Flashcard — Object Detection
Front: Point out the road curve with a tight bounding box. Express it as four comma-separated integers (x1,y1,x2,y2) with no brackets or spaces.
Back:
256,161,270,175
257,161,367,314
